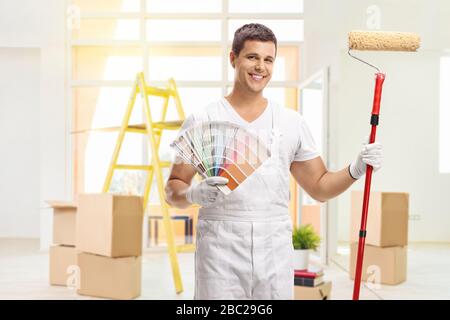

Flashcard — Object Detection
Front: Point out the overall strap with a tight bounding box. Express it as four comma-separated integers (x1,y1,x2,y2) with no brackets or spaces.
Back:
271,100,282,136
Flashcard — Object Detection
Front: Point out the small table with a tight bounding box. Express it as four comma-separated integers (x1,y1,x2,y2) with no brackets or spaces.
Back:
148,214,193,246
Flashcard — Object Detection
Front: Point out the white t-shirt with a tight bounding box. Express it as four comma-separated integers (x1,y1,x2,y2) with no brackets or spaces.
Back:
174,97,320,164
172,97,321,216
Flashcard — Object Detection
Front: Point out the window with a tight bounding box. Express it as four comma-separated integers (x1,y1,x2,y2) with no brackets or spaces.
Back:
146,20,221,42
228,20,304,42
440,56,450,173
229,0,303,13
68,0,305,209
146,0,222,13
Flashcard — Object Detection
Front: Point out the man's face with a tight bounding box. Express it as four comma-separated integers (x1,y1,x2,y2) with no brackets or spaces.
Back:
230,40,276,94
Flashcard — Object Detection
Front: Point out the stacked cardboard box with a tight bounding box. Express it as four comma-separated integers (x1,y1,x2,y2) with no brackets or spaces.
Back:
76,193,144,300
47,201,78,286
349,191,409,285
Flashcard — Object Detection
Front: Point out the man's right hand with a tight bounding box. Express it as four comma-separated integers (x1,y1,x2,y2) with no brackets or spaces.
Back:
186,177,229,207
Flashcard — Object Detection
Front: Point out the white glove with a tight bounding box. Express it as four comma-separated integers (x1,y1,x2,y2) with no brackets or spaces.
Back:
186,176,229,207
349,138,383,180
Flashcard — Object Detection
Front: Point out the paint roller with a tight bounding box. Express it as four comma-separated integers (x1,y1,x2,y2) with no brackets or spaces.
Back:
348,30,420,300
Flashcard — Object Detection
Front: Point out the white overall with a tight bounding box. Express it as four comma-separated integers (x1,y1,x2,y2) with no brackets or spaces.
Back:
194,103,294,300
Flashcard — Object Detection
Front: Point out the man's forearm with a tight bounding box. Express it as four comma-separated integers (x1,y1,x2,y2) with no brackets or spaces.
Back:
165,179,191,209
315,166,357,202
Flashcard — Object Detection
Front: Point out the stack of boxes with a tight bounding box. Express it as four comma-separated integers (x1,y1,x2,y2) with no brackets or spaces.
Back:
48,194,144,299
350,191,409,285
48,201,78,287
76,193,144,299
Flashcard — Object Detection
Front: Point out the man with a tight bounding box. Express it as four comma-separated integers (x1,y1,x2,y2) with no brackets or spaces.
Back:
165,23,382,299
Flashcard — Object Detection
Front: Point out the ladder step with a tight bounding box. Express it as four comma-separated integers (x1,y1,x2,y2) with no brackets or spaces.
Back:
115,162,171,170
176,244,195,253
126,124,147,133
137,86,176,97
153,120,183,130
85,121,183,134
74,125,146,134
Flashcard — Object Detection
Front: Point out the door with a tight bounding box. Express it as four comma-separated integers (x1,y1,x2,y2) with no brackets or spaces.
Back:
297,67,330,264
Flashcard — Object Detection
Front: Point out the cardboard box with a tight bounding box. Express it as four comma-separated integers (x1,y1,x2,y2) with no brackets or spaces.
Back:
47,201,77,246
350,242,407,285
49,245,78,286
350,191,409,247
294,281,332,300
77,252,141,300
301,204,321,235
76,194,143,257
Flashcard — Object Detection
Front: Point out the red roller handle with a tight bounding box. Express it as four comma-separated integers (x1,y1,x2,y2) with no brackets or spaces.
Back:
352,72,385,300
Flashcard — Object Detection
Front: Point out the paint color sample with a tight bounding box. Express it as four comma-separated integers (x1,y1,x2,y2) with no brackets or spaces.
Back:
170,121,271,194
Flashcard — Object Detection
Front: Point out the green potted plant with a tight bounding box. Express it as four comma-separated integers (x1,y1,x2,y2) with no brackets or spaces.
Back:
292,224,321,270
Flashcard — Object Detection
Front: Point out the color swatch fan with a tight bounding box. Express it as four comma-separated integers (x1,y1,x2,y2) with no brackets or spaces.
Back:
170,121,271,195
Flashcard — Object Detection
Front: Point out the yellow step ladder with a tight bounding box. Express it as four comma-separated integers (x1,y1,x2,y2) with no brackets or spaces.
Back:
102,72,194,294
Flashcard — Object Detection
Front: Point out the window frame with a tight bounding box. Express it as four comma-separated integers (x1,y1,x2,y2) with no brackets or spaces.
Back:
440,55,450,174
66,0,306,219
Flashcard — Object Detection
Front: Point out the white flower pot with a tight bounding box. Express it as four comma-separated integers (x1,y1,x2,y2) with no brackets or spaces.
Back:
293,249,310,270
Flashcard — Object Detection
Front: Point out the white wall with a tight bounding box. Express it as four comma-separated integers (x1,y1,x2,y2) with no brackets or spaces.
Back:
0,0,69,248
336,50,450,243
304,0,450,248
0,48,40,237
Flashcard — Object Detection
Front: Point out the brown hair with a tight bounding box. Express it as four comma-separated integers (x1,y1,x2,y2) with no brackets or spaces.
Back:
232,23,277,56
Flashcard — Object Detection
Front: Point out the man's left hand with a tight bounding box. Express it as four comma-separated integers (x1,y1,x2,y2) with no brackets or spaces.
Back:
349,138,383,179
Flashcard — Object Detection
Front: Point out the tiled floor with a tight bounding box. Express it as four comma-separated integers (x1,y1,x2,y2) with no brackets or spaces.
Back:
332,242,450,300
0,239,449,300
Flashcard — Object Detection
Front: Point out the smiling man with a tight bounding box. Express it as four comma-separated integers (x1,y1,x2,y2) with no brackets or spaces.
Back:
165,23,383,300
